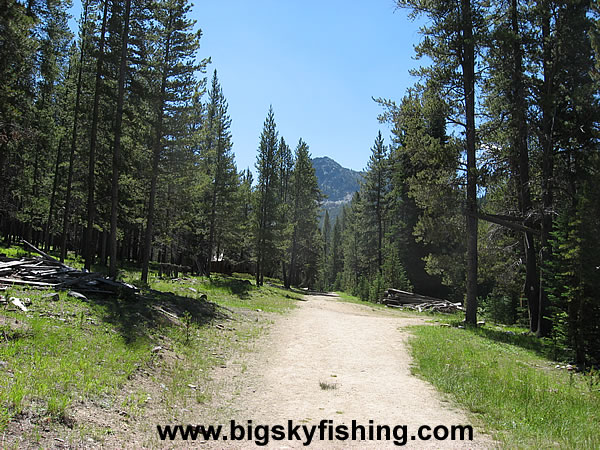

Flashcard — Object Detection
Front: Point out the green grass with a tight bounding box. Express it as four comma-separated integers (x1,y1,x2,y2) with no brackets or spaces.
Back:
121,269,304,313
408,325,600,448
0,244,299,436
334,291,388,309
334,291,452,319
0,289,150,427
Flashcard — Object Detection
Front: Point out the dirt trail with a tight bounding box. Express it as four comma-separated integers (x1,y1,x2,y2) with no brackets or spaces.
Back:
215,293,494,449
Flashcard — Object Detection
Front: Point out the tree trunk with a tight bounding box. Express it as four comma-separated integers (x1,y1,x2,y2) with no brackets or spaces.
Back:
377,171,383,273
207,181,218,277
60,0,90,262
0,143,7,201
109,0,131,278
141,135,161,283
289,228,298,287
255,256,261,286
462,0,478,325
100,228,107,265
282,260,288,289
45,135,64,251
84,0,109,271
141,17,171,283
510,0,541,332
538,0,554,337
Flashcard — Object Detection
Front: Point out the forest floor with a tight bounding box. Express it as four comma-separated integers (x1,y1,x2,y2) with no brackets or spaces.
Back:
2,288,496,449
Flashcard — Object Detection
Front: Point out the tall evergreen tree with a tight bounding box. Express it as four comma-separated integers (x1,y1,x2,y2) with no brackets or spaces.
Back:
140,0,208,282
83,0,109,270
108,0,132,277
341,193,368,297
286,138,321,288
397,0,485,323
254,106,279,286
481,0,542,331
378,88,464,299
232,168,255,270
277,136,293,285
327,213,344,289
60,0,92,262
202,70,238,276
34,0,73,249
362,131,389,274
0,0,37,205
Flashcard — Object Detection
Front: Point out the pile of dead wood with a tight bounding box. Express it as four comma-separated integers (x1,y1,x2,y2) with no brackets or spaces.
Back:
396,301,464,314
0,240,137,296
381,288,463,314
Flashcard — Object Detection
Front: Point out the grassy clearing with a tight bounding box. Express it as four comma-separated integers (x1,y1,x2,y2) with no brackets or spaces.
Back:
408,325,600,448
0,244,299,440
0,288,151,430
138,272,303,313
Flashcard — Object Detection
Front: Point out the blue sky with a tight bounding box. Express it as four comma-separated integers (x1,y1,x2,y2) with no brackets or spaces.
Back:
195,1,424,173
71,1,425,173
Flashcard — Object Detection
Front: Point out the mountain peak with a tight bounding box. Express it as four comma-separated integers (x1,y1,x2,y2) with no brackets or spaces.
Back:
311,156,363,204
312,155,339,165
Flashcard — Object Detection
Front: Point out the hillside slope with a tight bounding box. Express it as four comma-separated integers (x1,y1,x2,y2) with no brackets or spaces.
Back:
311,156,363,221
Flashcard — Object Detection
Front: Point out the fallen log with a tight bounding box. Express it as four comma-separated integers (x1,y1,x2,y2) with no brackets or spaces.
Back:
21,240,71,268
0,277,57,287
56,272,103,288
382,288,450,305
388,300,464,314
0,248,139,297
0,260,31,270
381,287,463,313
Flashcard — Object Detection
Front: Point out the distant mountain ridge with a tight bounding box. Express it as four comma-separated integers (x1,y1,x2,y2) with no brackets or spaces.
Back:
311,156,363,221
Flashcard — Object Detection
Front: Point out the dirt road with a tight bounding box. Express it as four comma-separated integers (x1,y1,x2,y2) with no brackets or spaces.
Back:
217,293,494,449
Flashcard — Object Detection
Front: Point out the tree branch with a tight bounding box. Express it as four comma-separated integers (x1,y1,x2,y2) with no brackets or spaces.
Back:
469,211,540,235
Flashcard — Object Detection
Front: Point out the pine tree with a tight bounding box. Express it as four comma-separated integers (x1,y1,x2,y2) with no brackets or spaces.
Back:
108,0,132,277
287,138,321,287
277,136,293,285
481,0,541,331
328,213,344,289
254,106,279,286
397,0,486,322
140,0,208,283
83,0,109,270
548,177,600,364
362,131,389,274
33,0,73,249
45,44,77,251
233,168,255,270
341,193,368,297
0,0,37,207
60,0,93,262
378,88,464,299
202,70,238,276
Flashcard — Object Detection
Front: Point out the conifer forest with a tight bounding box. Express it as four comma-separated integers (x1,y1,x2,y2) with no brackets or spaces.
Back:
1,0,600,366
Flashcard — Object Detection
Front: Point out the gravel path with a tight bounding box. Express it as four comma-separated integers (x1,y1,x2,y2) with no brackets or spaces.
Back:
217,293,494,449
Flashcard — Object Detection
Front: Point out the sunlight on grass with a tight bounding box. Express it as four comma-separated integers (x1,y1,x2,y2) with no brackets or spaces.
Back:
0,246,298,433
409,325,600,448
0,294,149,427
